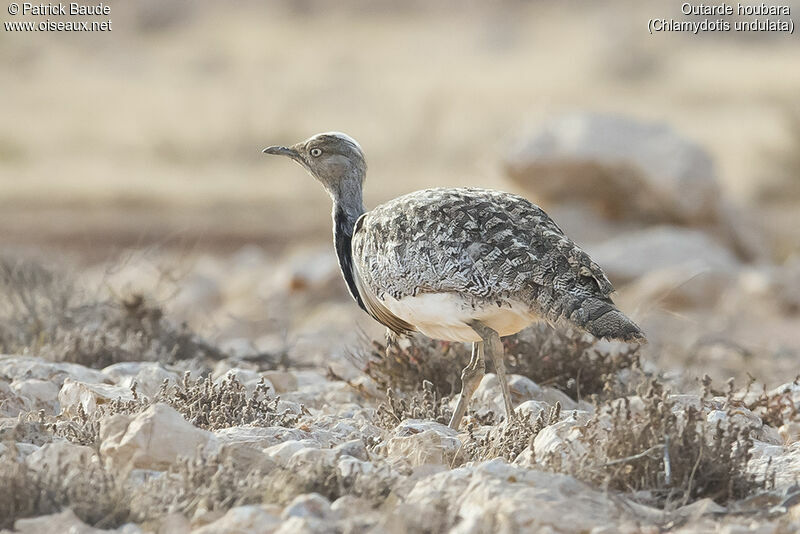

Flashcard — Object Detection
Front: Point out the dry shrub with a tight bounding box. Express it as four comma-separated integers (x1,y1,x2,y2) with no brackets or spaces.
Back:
0,444,393,530
260,457,396,507
56,372,299,447
357,324,639,401
358,334,469,398
0,445,131,529
133,452,273,521
504,324,641,400
740,376,800,429
373,380,452,430
542,380,770,507
136,452,395,522
465,402,562,462
0,257,225,369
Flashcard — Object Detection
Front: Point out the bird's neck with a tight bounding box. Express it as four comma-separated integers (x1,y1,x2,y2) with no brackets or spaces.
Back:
332,195,366,312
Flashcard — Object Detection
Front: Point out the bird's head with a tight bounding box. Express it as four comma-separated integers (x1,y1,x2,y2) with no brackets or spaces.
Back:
263,132,366,201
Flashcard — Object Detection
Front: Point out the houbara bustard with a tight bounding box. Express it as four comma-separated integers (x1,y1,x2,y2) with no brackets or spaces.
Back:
264,132,645,429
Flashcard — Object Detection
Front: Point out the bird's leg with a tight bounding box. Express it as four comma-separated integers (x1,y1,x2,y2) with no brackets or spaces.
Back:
470,321,514,425
448,341,485,430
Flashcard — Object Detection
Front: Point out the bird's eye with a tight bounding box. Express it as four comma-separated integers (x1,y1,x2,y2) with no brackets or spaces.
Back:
310,148,322,157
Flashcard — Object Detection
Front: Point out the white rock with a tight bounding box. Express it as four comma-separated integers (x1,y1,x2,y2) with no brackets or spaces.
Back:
0,441,38,462
273,516,328,534
532,420,585,464
282,493,332,520
193,505,280,534
332,439,368,461
504,113,721,225
100,403,214,469
263,370,299,393
213,426,310,467
0,380,27,417
11,378,60,413
330,494,372,516
471,373,505,418
276,400,303,415
12,508,143,534
263,439,320,466
26,441,98,471
514,400,550,423
402,459,622,532
589,226,739,285
337,456,375,478
394,419,458,437
380,423,462,468
288,446,338,468
538,386,579,411
58,378,134,416
102,362,178,398
213,367,274,396
0,356,108,386
668,394,703,412
507,374,543,400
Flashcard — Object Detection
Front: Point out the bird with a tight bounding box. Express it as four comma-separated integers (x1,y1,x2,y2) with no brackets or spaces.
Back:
263,132,645,430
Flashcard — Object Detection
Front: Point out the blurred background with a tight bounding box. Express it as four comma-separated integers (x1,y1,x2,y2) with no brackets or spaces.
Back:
1,0,799,385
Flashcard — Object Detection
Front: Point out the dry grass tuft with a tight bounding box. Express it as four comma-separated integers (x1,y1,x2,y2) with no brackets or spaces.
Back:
0,257,225,368
373,380,452,430
358,334,469,398
0,445,132,529
136,452,395,522
465,402,562,462
357,324,640,402
740,375,800,429
503,323,641,400
542,380,771,507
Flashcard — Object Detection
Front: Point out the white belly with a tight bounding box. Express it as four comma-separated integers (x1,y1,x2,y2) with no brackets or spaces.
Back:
378,292,538,342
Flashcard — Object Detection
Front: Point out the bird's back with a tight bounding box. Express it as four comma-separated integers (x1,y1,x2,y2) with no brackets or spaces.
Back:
351,187,644,342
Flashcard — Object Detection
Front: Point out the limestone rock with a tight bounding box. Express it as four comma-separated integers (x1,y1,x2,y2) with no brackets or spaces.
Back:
26,441,99,471
400,460,622,532
378,419,461,468
11,509,142,534
504,113,721,226
58,378,134,416
10,378,60,413
282,493,332,520
263,439,321,466
589,226,739,285
99,403,214,469
213,426,310,467
0,356,108,387
532,420,585,464
263,370,299,393
193,505,280,534
101,362,179,398
514,400,550,423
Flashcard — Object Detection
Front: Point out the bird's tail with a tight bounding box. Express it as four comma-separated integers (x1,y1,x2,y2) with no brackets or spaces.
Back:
572,296,646,343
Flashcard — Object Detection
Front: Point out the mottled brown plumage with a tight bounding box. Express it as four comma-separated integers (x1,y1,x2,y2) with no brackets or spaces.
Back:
263,132,645,429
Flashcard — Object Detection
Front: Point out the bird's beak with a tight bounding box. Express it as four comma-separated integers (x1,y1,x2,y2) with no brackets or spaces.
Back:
262,145,300,159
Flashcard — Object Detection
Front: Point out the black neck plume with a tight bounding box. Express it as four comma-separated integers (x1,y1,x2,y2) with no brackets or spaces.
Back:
333,204,367,313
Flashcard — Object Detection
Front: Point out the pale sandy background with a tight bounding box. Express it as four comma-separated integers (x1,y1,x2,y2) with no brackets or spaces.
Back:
1,0,799,383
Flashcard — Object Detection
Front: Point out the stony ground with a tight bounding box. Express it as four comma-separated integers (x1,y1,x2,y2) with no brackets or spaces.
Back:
1,113,800,534
1,234,799,533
